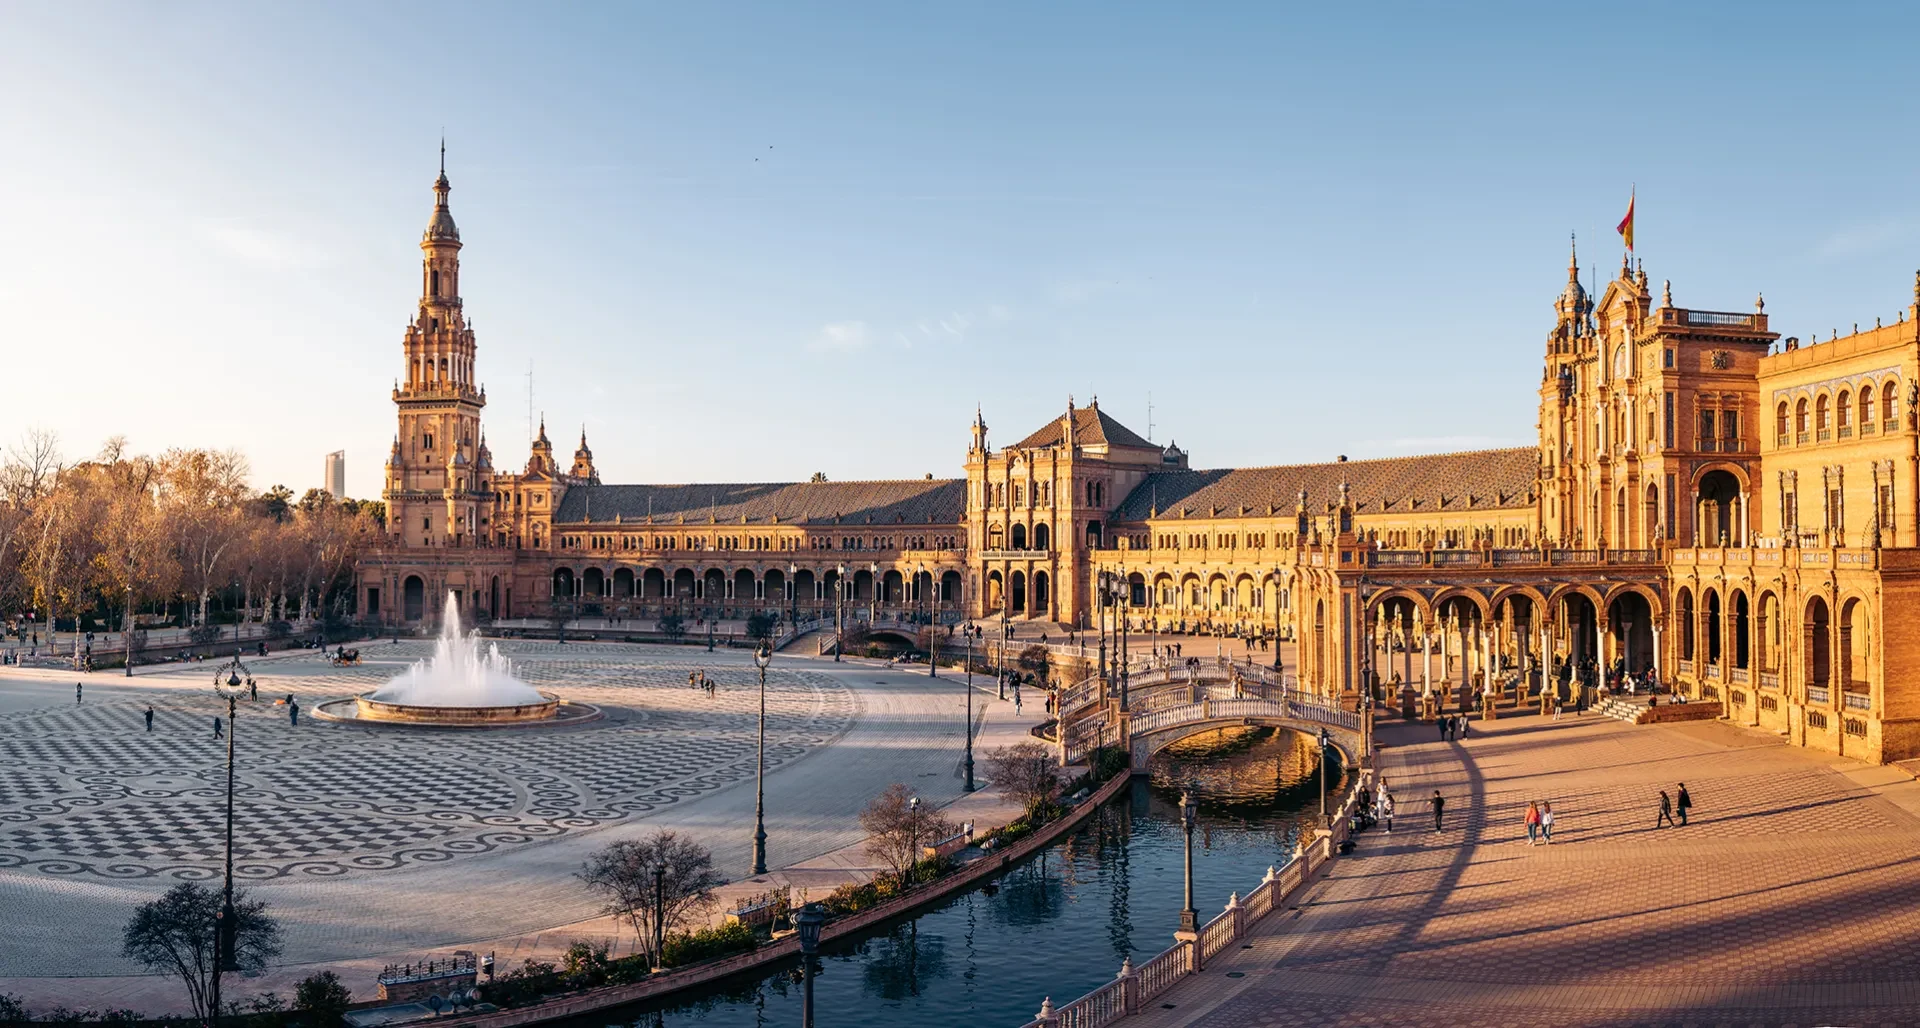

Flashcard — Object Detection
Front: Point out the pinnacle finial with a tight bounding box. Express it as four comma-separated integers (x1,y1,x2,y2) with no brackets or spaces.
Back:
1568,232,1579,279
440,135,445,175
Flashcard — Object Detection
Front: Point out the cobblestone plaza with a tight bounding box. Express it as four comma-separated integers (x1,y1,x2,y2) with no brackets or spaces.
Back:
0,642,990,990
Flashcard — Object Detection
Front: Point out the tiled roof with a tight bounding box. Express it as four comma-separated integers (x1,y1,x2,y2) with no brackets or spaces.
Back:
553,479,967,526
1014,405,1155,450
1111,448,1538,522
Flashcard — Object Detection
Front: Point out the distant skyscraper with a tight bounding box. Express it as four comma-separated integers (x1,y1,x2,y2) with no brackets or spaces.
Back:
325,450,346,499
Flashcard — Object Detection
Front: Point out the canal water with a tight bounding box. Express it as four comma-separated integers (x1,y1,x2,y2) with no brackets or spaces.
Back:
579,727,1348,1028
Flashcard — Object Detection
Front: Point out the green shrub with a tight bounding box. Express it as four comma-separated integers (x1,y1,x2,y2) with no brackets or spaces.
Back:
662,921,756,967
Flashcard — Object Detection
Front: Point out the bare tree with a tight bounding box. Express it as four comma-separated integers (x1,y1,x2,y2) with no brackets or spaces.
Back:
158,448,251,626
985,742,1061,813
859,783,957,881
121,882,282,1019
577,831,722,967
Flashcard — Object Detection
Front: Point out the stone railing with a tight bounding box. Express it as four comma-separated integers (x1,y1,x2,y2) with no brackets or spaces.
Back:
1064,694,1358,766
980,549,1052,561
1020,777,1369,1028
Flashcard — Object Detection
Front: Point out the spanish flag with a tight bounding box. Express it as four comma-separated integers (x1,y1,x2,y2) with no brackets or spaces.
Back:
1616,190,1635,251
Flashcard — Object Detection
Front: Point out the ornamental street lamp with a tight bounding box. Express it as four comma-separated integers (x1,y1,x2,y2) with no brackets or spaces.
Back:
651,865,666,972
1319,726,1333,828
868,562,880,624
208,653,254,1018
788,563,798,627
1178,790,1199,934
752,640,772,875
963,630,976,792
796,902,827,1028
834,564,848,662
1272,565,1285,670
124,574,135,678
907,796,921,883
920,563,935,678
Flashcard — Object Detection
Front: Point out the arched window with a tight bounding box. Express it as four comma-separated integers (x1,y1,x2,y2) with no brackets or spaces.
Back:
1884,381,1899,424
1795,398,1809,436
1861,385,1876,431
1815,394,1831,431
1775,401,1788,440
1011,524,1027,549
1838,390,1851,429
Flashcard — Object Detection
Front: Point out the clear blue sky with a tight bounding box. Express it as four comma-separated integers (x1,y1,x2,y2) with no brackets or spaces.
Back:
4,2,1918,499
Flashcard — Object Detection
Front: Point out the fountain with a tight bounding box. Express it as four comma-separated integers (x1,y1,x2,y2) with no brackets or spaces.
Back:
318,594,595,727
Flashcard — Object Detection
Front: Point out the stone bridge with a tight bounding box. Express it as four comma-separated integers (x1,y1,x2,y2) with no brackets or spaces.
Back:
1063,693,1368,772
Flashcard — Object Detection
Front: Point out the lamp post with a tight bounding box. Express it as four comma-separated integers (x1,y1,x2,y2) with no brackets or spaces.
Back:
1272,565,1285,671
124,575,135,678
1318,726,1332,828
907,796,921,884
796,902,826,1028
920,563,935,678
1118,567,1131,712
752,640,771,875
834,564,847,662
788,562,798,629
868,561,879,624
1178,790,1199,934
964,630,976,793
651,865,666,972
208,653,254,1019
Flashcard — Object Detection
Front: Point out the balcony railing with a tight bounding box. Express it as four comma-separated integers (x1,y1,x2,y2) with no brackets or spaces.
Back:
1682,310,1764,329
1730,667,1750,684
1839,426,1853,439
1844,691,1871,710
1808,686,1830,705
1760,670,1780,689
1886,419,1900,434
1797,432,1810,445
1705,662,1721,680
1862,422,1877,436
1817,429,1833,442
980,549,1050,561
1776,432,1790,448
1677,659,1694,675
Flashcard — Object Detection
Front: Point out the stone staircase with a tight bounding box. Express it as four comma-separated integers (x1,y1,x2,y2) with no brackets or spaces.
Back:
1594,694,1655,724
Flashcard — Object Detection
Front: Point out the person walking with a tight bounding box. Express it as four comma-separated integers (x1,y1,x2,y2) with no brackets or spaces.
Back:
1437,715,1448,741
1432,790,1446,831
289,699,300,727
1380,791,1394,834
1525,800,1541,845
1676,783,1692,826
1013,685,1023,715
75,681,82,704
1540,802,1554,844
1459,712,1471,737
212,715,224,739
1656,789,1676,828
249,679,257,702
144,705,154,732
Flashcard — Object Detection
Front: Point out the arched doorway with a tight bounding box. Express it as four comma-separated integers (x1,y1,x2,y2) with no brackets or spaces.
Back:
1010,570,1027,614
1696,469,1744,546
940,570,962,605
489,576,500,618
403,575,425,622
1034,523,1051,550
1606,591,1654,675
1676,588,1695,664
1011,524,1028,550
1033,570,1050,613
613,568,635,598
986,570,1004,612
1806,597,1831,696
552,568,575,604
1703,589,1723,669
1732,592,1751,670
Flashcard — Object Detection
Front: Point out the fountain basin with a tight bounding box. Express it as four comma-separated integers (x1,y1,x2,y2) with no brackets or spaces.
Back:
357,691,559,724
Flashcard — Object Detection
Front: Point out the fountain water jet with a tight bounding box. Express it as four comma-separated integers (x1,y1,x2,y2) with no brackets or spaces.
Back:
333,593,574,726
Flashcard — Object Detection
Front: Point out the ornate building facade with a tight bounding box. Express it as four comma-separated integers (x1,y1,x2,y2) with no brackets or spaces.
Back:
357,166,1920,764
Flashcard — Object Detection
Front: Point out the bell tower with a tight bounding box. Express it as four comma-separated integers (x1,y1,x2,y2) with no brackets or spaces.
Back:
387,145,489,549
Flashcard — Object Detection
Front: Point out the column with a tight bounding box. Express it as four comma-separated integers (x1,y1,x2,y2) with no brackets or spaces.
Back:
1653,623,1663,679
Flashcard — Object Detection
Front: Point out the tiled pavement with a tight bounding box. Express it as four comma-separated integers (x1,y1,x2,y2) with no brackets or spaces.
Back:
1118,711,1920,1027
0,644,1035,1013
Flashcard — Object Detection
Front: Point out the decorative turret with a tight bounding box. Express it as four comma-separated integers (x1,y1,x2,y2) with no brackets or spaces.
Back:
526,418,555,476
570,428,599,482
969,406,989,454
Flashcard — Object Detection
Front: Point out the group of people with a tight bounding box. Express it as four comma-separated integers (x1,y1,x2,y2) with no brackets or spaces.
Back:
687,670,717,695
1523,801,1556,844
1436,712,1471,741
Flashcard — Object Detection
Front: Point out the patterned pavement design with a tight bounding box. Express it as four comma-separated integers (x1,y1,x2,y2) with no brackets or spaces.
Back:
0,642,854,882
1116,714,1920,1028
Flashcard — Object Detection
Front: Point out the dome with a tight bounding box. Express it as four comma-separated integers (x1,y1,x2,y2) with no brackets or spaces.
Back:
424,207,460,243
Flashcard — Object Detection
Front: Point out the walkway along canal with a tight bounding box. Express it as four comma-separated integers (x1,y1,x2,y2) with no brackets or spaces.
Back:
551,726,1353,1028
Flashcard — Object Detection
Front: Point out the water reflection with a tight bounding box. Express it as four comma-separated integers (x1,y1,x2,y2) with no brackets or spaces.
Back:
578,728,1345,1028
